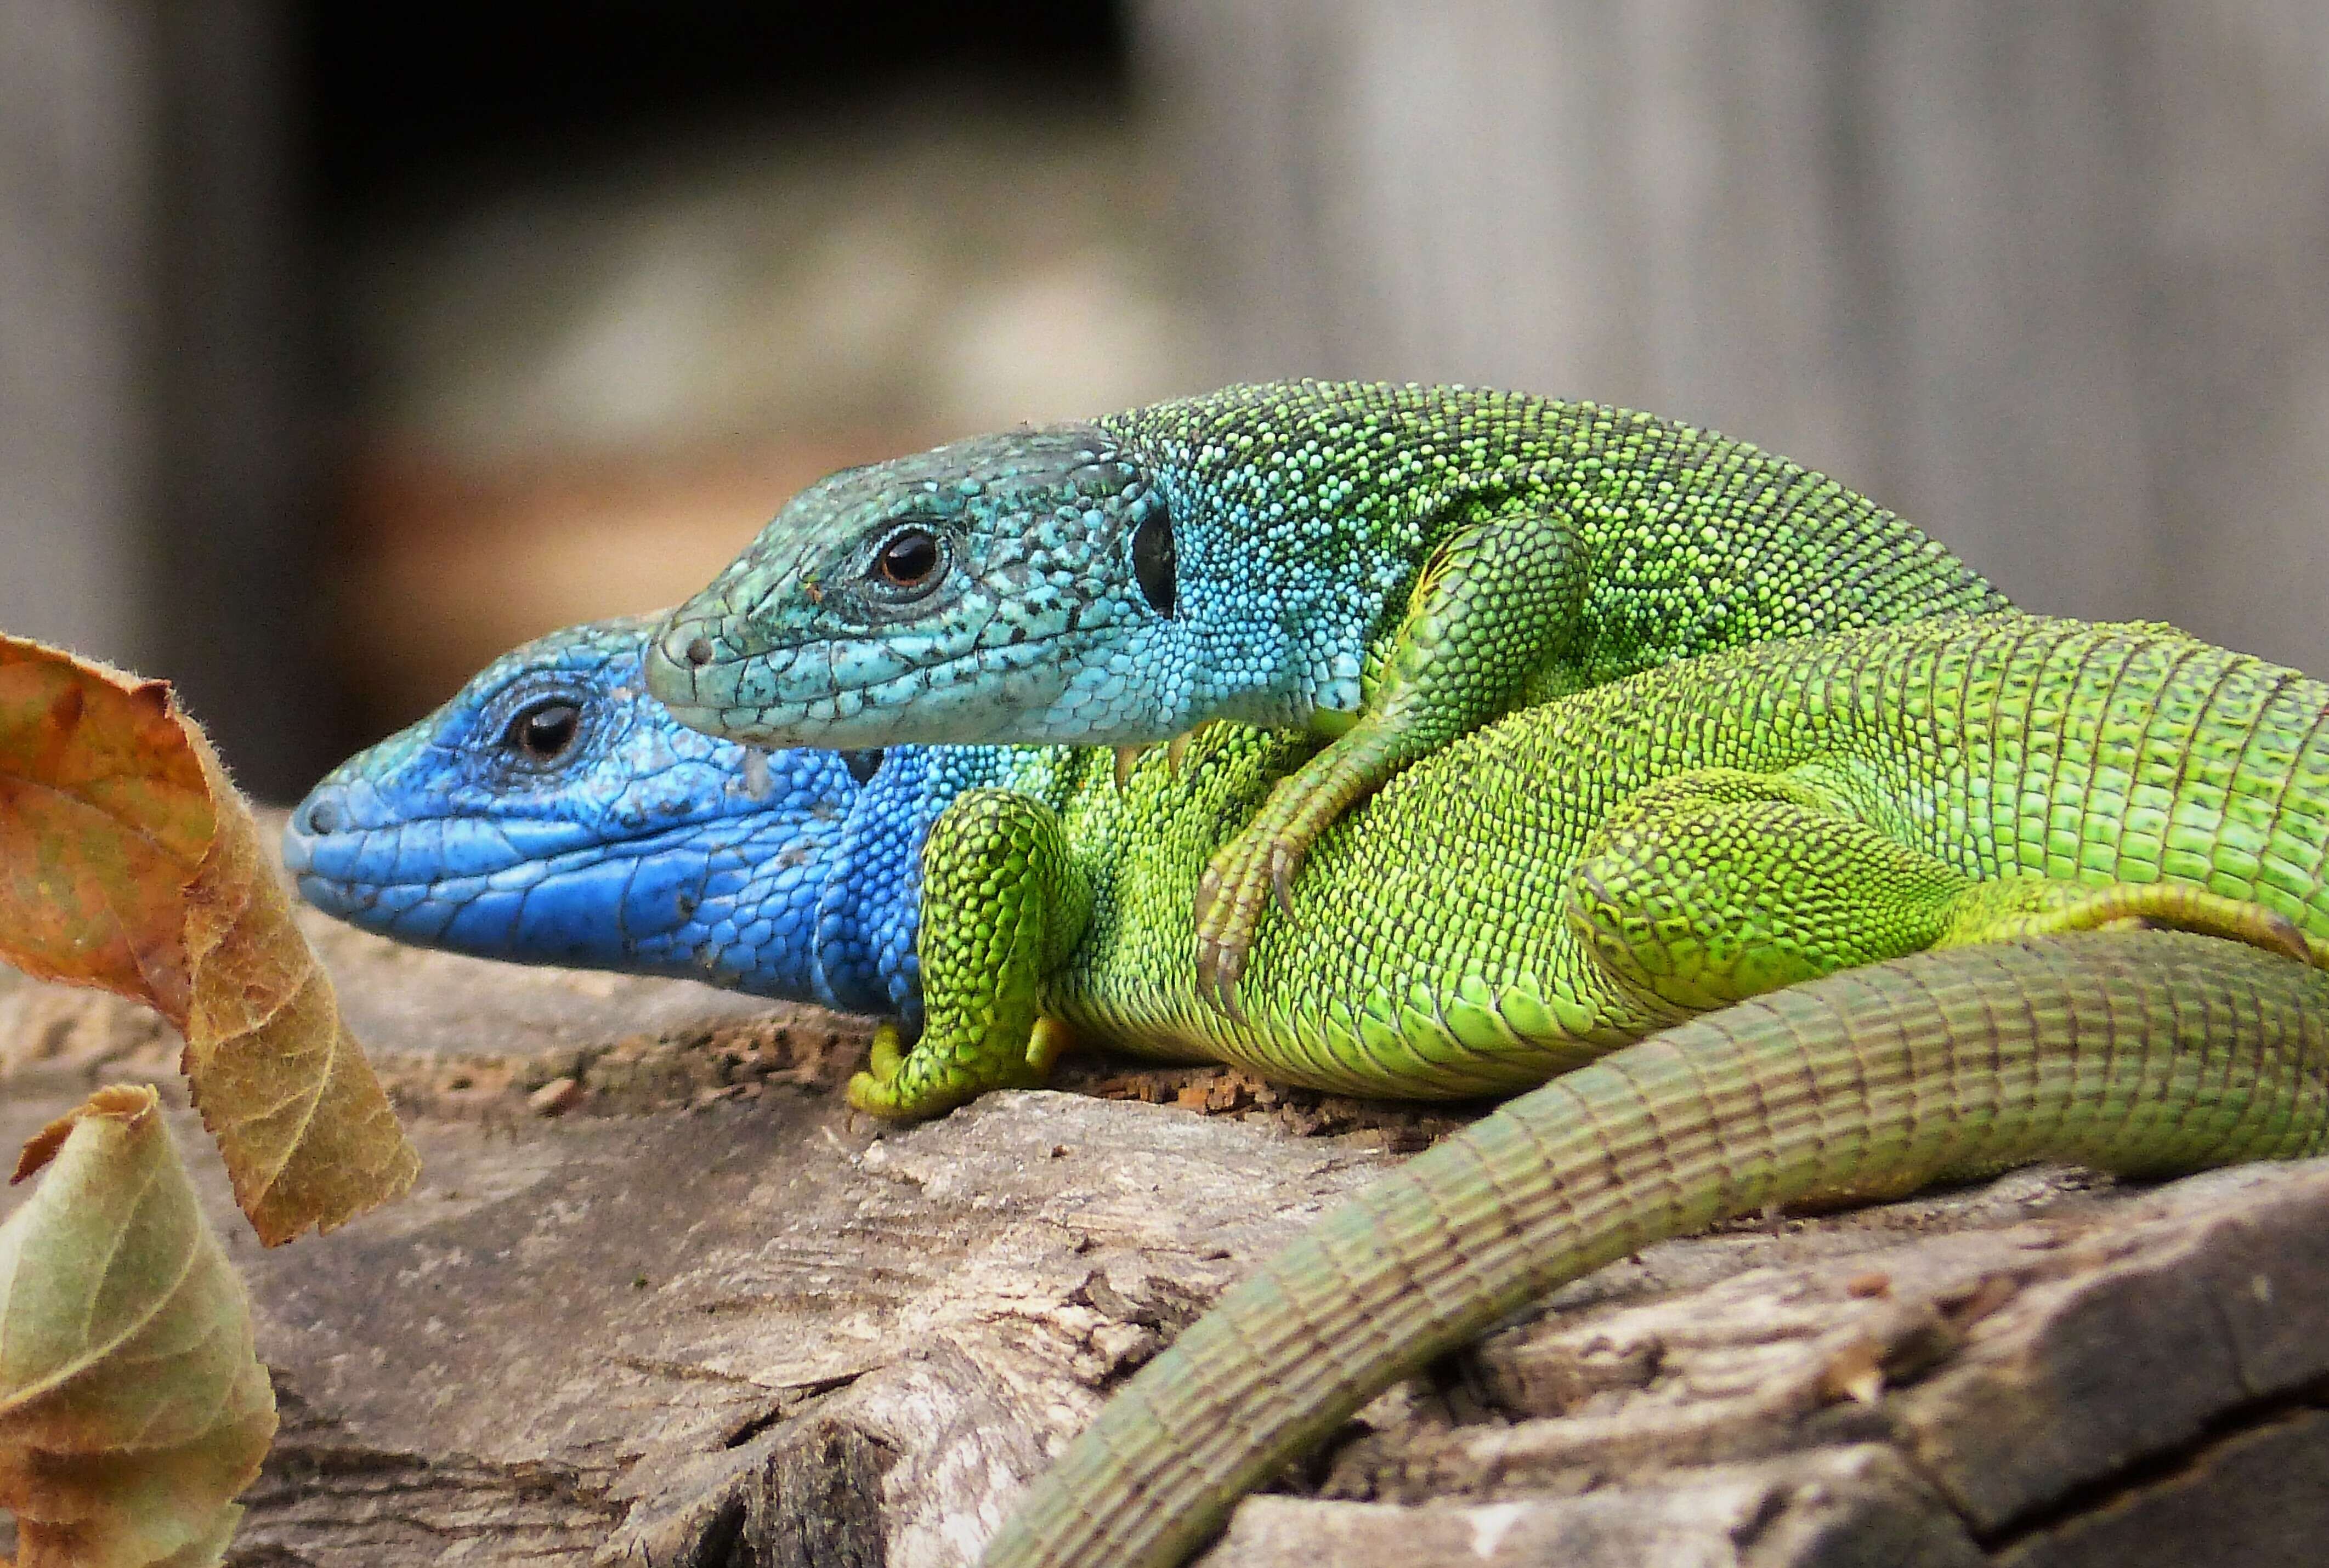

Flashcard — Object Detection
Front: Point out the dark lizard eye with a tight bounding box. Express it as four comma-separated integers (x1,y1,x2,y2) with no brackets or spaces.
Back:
873,527,943,592
505,699,581,763
1132,504,1176,617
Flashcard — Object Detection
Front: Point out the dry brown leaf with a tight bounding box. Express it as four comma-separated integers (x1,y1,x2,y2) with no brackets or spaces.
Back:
0,656,203,1018
0,635,418,1242
178,730,421,1240
0,1084,277,1567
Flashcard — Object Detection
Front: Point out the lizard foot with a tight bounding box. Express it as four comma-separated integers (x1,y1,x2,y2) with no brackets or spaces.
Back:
846,1018,1075,1121
1117,726,1213,789
846,1021,920,1118
1939,881,2321,968
1192,710,1404,1016
1194,831,1308,1019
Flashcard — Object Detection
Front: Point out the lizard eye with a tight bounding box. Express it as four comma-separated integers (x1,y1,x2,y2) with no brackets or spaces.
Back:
503,698,582,764
871,526,945,595
1132,504,1176,617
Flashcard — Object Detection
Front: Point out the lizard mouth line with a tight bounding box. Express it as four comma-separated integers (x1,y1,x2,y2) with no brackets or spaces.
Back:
661,629,1095,745
286,814,759,902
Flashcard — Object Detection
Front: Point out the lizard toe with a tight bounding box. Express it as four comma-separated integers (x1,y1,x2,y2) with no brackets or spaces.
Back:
1270,842,1306,924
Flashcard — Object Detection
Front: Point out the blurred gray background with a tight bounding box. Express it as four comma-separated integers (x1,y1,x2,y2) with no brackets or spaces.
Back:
5,1,2328,800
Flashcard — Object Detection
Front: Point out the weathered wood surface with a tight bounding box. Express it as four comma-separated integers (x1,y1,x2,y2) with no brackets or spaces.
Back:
5,907,2329,1565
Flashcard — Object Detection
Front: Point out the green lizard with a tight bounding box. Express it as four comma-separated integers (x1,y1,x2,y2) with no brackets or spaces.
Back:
869,612,2329,1566
643,380,2008,1011
860,614,2322,1121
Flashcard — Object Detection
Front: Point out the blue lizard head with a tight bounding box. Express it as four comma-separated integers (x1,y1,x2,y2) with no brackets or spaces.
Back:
644,423,1192,747
284,614,885,1005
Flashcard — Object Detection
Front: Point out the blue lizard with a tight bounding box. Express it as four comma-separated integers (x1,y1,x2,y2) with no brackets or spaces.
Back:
284,614,1034,1026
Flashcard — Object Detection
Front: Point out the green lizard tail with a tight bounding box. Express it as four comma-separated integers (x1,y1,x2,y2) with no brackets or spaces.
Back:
976,930,2329,1568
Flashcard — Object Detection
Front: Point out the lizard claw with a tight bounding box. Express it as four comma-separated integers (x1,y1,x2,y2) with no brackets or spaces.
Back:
1192,738,1363,1018
866,1021,907,1084
1194,834,1306,1020
1193,865,1253,1022
1195,938,1248,1024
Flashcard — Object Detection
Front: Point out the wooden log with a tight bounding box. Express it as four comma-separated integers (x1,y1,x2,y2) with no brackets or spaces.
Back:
4,907,2329,1565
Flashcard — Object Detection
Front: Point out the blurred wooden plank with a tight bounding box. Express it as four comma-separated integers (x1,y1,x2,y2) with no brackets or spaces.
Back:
2125,1,2329,677
144,0,332,800
0,1,326,801
0,0,154,668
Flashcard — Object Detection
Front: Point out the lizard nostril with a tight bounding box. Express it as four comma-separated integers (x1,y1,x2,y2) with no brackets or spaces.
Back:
302,796,343,836
685,637,714,668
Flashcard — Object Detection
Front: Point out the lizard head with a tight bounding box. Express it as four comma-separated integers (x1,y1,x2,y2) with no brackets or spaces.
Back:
285,615,884,1003
644,423,1183,747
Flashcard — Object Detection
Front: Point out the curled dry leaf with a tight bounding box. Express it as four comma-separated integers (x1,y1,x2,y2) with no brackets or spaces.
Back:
0,635,418,1242
0,1084,277,1567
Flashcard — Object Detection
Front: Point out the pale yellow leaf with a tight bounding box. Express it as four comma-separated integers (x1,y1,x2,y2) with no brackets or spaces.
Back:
178,732,420,1241
0,1085,276,1567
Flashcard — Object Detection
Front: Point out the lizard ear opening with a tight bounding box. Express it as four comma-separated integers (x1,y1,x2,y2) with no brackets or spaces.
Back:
1132,505,1176,618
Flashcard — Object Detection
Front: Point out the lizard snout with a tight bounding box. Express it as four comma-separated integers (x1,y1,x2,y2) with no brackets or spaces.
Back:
645,618,721,709
292,786,345,839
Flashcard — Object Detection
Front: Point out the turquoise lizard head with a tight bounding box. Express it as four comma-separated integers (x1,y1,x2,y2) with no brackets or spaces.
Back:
645,423,1189,747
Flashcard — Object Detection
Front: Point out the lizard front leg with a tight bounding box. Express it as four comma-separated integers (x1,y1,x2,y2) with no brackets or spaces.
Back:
847,788,1093,1120
1567,768,2320,1014
1196,504,1586,1013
